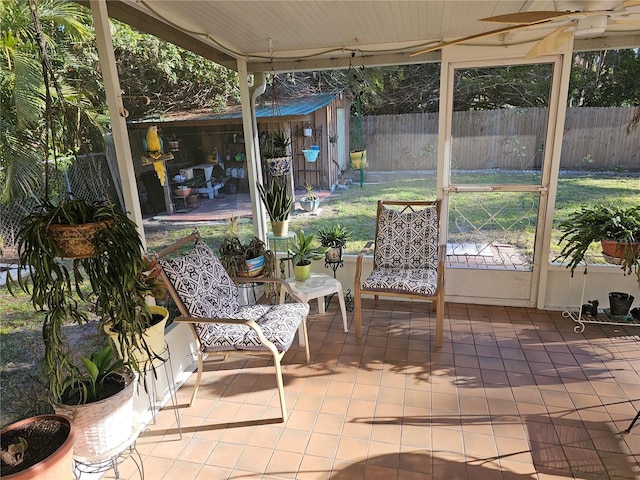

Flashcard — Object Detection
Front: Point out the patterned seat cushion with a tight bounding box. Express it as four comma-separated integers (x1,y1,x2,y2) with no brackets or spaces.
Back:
201,303,309,353
362,267,438,296
159,239,309,352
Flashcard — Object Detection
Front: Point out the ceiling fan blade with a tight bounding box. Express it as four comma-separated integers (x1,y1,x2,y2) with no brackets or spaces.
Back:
623,0,640,7
480,11,576,25
609,19,640,24
410,24,535,56
525,25,574,59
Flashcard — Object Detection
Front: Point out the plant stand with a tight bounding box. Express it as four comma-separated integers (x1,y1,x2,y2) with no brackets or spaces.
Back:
324,258,354,312
562,269,640,333
73,442,144,480
142,343,182,439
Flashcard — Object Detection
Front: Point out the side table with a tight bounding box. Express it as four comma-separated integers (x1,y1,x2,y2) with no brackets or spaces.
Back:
279,274,349,340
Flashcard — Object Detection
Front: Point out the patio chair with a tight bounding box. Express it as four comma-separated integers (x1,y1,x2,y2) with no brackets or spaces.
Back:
154,231,310,422
353,200,445,347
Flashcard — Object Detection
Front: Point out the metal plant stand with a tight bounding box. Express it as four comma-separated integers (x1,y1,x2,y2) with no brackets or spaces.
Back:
324,258,354,312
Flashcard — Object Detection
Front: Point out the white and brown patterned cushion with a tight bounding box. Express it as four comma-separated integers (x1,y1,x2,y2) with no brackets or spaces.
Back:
374,205,438,270
364,204,439,295
159,239,309,353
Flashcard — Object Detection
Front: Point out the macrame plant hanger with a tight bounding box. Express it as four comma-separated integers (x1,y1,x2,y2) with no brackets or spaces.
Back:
268,58,294,196
347,50,366,188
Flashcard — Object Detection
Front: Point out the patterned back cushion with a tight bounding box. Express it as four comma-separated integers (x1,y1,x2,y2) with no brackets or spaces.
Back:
374,204,438,270
159,240,239,319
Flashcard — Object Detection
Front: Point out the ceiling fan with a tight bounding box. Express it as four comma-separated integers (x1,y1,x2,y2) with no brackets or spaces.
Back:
411,0,640,58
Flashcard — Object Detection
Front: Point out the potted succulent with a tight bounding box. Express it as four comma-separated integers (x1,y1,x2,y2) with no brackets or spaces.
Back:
556,204,640,283
262,131,292,176
299,183,320,213
9,198,157,457
317,224,351,264
257,179,294,237
288,229,329,282
1,414,75,479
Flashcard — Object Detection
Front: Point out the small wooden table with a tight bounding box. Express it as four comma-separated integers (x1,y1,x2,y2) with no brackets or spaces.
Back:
279,274,349,339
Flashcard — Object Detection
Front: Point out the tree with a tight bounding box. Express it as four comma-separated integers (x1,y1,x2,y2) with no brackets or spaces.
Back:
0,0,100,203
112,21,239,118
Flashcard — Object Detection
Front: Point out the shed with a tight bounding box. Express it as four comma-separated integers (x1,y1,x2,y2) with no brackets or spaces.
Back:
128,93,350,214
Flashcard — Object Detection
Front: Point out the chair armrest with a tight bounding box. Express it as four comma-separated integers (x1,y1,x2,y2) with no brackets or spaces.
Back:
354,241,375,285
175,315,280,356
231,276,304,303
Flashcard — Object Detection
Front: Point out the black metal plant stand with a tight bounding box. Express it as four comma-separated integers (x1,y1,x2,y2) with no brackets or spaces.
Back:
324,258,354,312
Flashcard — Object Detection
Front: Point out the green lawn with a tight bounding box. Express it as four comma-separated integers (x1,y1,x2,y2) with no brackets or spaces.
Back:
2,171,638,426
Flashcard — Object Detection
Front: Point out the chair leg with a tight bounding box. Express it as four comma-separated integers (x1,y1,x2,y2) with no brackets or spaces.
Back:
623,409,640,434
435,293,444,348
272,352,288,422
354,290,362,338
300,317,310,363
189,351,204,407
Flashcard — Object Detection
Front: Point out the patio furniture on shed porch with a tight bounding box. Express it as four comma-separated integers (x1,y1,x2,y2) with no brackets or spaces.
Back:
353,200,445,347
155,231,311,422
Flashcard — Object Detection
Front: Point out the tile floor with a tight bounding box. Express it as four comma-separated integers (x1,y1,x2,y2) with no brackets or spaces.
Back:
108,299,639,480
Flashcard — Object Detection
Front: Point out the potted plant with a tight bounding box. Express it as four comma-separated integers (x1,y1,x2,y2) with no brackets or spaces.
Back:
219,236,269,277
257,179,294,237
262,131,292,176
51,346,137,458
556,204,640,283
300,183,320,213
1,414,75,479
9,198,157,457
317,224,351,264
104,257,170,364
288,230,328,282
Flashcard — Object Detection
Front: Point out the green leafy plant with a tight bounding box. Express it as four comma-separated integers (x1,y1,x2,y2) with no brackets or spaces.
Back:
303,183,318,201
9,198,155,403
288,230,328,267
261,131,291,159
317,224,351,248
556,204,640,280
257,179,293,221
63,346,125,405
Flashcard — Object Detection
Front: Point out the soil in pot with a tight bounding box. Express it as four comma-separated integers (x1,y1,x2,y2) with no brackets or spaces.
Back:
1,416,73,477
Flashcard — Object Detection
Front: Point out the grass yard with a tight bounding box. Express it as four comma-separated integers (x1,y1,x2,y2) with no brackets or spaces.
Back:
1,171,638,427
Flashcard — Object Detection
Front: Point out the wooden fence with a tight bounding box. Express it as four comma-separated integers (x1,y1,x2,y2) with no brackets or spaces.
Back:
358,107,639,172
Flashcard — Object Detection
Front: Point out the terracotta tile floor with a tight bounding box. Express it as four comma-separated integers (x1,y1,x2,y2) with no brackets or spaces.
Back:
110,300,640,479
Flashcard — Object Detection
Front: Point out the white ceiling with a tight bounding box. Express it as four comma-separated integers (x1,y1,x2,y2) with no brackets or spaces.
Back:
101,0,640,72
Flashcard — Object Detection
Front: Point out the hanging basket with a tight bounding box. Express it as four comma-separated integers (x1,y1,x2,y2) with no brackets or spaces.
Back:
302,149,320,162
267,156,292,176
47,220,113,259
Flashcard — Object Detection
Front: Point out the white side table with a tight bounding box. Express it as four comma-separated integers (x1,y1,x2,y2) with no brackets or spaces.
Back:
279,274,348,338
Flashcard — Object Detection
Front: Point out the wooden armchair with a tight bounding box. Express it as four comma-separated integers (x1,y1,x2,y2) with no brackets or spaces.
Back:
154,231,310,422
353,200,445,347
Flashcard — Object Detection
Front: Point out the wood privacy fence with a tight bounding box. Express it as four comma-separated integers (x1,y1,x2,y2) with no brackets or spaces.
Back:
358,107,639,172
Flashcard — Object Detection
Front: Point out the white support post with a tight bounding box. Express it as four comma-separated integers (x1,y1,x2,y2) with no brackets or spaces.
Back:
238,59,268,242
90,0,146,249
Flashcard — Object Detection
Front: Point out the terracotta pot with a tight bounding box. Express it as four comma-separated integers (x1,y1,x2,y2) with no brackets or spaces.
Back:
601,240,639,264
0,415,75,480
